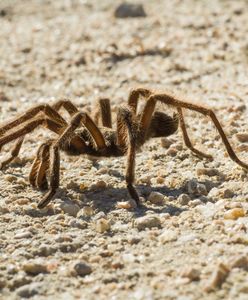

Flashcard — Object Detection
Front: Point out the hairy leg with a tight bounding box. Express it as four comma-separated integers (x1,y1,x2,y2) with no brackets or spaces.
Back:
37,144,60,209
177,107,212,159
128,88,153,113
29,142,51,190
117,106,140,205
93,98,112,128
0,104,67,136
147,91,248,170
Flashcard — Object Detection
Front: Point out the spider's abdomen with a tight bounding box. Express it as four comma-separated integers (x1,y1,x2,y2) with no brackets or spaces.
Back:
148,111,178,138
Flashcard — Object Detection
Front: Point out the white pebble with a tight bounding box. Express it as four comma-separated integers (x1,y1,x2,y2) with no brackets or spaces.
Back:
135,215,161,231
148,191,165,205
159,229,178,243
178,194,191,205
95,218,110,233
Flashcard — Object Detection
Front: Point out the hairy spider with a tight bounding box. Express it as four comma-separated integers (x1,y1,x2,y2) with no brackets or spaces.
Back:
0,88,247,209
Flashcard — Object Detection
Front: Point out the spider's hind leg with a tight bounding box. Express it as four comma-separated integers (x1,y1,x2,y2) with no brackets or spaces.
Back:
177,107,213,160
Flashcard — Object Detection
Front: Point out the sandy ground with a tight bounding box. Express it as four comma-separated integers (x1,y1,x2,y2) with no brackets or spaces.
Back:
1,0,248,299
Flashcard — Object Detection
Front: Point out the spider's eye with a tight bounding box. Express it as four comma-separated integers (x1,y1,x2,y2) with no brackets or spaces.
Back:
150,112,178,137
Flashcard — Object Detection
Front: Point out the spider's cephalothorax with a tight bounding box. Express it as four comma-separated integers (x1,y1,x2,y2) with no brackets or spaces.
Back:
0,88,247,209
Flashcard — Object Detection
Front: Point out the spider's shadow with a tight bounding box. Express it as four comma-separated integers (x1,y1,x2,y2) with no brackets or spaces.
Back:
75,177,222,218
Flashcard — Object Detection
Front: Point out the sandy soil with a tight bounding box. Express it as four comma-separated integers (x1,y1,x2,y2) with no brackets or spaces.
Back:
0,0,248,299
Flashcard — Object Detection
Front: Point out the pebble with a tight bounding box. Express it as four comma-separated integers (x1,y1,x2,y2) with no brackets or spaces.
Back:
116,199,137,209
114,3,146,18
161,137,174,149
178,194,191,205
22,260,48,275
159,229,178,243
0,278,6,288
224,208,245,220
148,191,165,205
68,219,87,229
37,244,56,257
16,282,42,298
96,167,109,175
204,263,230,292
230,255,248,270
156,176,165,184
71,261,92,277
92,179,107,189
0,204,10,214
58,201,80,217
78,206,94,217
14,231,33,239
235,133,248,143
181,267,201,281
135,215,161,231
189,199,202,207
95,218,111,233
196,168,219,177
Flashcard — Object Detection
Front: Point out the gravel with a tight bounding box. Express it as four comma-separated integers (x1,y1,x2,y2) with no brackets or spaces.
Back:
1,0,248,299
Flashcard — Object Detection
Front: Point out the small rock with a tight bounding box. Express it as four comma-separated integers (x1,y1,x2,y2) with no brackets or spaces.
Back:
114,2,146,18
14,231,32,239
59,201,80,217
0,204,10,214
223,188,234,198
37,244,56,257
22,261,48,275
68,219,87,229
159,229,178,243
161,137,174,149
204,263,230,292
178,194,191,205
197,183,208,195
224,208,245,220
95,218,110,233
196,168,219,177
166,147,178,157
148,191,165,205
135,215,161,231
0,278,6,288
139,175,151,185
16,283,41,298
230,255,248,270
156,176,165,184
181,267,201,281
78,206,94,217
116,199,137,209
96,167,109,175
235,133,248,143
92,180,107,189
189,199,202,207
71,261,92,277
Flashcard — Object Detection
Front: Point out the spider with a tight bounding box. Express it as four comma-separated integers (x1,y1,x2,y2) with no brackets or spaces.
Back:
0,88,247,209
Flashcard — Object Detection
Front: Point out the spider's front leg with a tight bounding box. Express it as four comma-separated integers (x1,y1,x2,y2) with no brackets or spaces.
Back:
37,144,60,209
37,111,107,208
117,106,140,205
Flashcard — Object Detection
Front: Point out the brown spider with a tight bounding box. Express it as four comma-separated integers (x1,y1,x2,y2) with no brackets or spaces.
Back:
0,88,247,209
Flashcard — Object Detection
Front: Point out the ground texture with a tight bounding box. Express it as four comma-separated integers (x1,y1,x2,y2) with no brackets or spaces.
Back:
0,0,248,299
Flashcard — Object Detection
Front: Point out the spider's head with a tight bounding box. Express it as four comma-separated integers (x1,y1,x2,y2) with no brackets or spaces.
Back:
148,111,179,138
